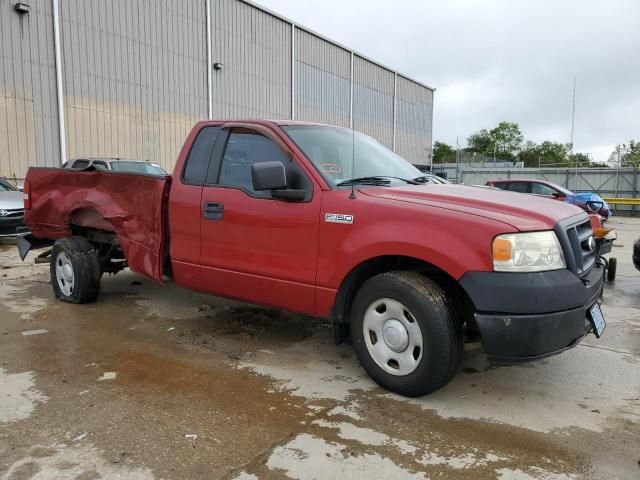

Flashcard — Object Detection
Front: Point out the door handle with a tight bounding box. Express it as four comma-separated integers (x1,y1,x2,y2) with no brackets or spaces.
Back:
203,201,224,220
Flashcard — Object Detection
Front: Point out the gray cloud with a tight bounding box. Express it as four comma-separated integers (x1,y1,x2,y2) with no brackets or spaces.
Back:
255,0,640,162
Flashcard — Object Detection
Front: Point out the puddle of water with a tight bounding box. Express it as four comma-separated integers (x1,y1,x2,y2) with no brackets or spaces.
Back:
0,443,155,480
264,433,428,480
0,368,48,423
496,467,577,479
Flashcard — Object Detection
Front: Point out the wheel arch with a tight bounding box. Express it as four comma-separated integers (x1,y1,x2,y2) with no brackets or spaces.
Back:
332,255,476,341
68,207,116,233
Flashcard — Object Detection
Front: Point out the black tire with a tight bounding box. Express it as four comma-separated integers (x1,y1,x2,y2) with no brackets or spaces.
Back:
607,257,617,282
50,236,101,303
350,271,463,397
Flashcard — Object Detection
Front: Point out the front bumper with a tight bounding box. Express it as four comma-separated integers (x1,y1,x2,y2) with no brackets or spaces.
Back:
0,216,27,237
460,264,604,364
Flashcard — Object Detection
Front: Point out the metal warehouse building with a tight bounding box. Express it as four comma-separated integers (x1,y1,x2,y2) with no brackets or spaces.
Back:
0,0,434,180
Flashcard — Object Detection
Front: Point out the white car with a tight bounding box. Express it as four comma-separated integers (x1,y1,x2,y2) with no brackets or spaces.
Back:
63,158,168,175
0,178,26,237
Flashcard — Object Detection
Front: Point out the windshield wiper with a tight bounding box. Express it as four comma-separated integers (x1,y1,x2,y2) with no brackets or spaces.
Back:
336,176,419,187
412,175,435,184
336,176,392,187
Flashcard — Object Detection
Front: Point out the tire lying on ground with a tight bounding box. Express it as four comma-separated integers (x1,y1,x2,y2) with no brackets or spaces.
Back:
50,236,101,304
350,271,463,397
606,257,617,282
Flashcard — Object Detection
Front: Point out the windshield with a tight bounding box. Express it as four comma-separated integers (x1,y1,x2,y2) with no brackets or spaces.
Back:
282,126,423,187
110,161,167,175
0,178,16,191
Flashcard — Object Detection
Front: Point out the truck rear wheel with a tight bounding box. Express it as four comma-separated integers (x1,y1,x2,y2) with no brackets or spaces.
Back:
51,236,101,304
350,271,463,397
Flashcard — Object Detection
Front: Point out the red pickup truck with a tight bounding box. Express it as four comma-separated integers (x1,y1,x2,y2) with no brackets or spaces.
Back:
18,120,605,396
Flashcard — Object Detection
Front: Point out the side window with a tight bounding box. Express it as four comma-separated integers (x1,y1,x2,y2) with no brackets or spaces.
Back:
218,129,290,195
508,182,528,193
492,182,509,190
532,183,555,196
182,126,220,185
93,162,108,170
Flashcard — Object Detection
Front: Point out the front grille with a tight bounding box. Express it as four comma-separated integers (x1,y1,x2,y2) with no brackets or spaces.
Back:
0,209,25,236
0,208,24,219
555,214,596,277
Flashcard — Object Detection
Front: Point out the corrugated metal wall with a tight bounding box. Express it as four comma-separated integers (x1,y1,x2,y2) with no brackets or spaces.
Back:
0,0,434,178
0,0,59,180
353,56,394,149
295,29,350,127
211,0,291,119
395,75,433,165
59,0,207,172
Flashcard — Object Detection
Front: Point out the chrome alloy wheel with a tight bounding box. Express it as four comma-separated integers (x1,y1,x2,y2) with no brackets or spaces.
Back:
55,251,75,296
362,298,423,376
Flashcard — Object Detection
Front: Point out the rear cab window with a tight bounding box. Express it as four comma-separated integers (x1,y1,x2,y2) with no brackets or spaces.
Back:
182,127,221,185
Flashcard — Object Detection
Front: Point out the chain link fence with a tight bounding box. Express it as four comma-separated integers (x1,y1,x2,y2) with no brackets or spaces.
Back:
431,165,638,214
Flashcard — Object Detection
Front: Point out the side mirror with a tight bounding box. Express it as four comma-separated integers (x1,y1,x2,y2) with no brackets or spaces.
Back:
551,192,563,199
586,200,603,213
251,161,307,202
252,161,287,190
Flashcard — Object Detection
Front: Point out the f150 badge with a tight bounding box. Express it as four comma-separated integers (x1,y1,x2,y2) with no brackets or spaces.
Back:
325,213,354,224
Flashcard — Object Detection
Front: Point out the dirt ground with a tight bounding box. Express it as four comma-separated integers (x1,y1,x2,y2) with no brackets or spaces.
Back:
0,217,639,480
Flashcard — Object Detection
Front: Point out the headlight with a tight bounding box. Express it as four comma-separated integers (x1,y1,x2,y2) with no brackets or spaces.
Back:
493,231,566,272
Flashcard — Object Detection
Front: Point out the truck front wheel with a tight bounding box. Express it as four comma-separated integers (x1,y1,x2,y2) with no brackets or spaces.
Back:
51,236,101,304
350,271,463,397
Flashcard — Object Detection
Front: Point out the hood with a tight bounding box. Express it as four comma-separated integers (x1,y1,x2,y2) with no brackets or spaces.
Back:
360,184,584,231
0,191,24,211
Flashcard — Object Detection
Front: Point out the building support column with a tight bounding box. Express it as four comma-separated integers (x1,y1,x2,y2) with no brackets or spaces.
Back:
291,23,295,120
392,73,397,151
206,0,212,119
52,0,66,165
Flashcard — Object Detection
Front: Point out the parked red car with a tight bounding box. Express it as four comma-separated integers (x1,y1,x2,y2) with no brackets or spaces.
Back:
19,120,605,396
486,179,611,220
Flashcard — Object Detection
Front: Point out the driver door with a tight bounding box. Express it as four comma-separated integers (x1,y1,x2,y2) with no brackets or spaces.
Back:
199,126,321,315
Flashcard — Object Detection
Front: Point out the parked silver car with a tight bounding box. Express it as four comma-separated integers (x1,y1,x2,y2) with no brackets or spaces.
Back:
0,178,26,237
63,158,167,175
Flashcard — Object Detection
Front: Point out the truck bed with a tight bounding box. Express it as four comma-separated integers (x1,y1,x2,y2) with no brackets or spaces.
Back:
25,168,169,282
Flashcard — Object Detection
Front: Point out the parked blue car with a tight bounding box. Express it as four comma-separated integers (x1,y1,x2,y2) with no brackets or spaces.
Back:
486,179,612,220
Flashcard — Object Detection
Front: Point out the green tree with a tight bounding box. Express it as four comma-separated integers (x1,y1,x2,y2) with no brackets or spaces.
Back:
609,140,640,167
518,140,539,167
537,141,571,166
466,122,524,160
432,141,455,163
466,129,493,156
490,122,524,160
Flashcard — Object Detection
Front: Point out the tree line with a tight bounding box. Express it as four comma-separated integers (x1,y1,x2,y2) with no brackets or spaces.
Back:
433,121,639,168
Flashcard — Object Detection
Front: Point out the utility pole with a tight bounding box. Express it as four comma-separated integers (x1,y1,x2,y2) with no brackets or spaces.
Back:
456,136,460,183
570,77,577,189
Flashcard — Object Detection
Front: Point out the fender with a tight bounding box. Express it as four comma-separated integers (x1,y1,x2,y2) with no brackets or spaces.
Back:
315,189,519,317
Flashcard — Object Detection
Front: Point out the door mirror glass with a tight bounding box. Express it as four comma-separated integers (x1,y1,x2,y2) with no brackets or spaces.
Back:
251,161,287,191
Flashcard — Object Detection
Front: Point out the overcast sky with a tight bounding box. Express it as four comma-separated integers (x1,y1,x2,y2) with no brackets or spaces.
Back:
255,0,640,162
